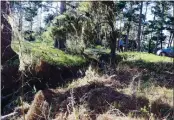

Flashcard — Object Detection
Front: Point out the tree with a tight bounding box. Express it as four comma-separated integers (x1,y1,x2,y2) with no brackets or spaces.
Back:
24,2,42,31
1,1,19,105
54,1,67,48
10,1,24,32
10,1,42,41
90,1,126,69
152,2,169,50
51,4,90,52
1,1,17,64
166,2,174,47
141,1,150,44
137,1,143,51
123,2,139,51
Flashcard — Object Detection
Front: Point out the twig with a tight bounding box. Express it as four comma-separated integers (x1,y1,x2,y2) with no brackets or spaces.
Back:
1,112,19,120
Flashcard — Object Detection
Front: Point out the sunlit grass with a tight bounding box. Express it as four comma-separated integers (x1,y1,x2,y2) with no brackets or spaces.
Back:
120,52,173,63
11,40,86,67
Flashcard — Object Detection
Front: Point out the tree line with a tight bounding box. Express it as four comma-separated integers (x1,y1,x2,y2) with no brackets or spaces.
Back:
10,1,174,57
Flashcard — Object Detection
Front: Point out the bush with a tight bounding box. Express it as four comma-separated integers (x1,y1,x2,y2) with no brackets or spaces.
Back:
66,37,86,54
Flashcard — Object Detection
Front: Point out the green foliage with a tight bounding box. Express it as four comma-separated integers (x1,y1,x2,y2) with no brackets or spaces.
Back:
24,1,42,22
66,38,86,54
77,2,90,12
52,26,67,38
140,106,150,117
24,30,35,41
40,27,54,44
95,45,104,49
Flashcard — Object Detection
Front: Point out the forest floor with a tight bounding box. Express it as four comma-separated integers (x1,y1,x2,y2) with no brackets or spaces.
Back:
2,41,174,120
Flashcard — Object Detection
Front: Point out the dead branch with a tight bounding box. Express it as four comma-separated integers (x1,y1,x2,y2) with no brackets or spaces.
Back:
1,112,19,120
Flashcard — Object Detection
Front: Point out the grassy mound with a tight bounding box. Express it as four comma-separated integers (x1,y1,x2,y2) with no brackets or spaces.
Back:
12,40,87,67
119,52,173,73
119,52,173,63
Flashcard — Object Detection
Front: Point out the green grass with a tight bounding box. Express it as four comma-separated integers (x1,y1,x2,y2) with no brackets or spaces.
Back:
11,40,87,67
119,52,173,74
119,52,173,63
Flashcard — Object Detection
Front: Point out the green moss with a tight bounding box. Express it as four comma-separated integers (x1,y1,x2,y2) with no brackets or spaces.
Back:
12,40,86,67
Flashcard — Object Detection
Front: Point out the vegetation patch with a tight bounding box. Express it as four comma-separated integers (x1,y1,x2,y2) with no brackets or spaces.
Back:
119,52,173,63
119,52,173,73
12,40,87,67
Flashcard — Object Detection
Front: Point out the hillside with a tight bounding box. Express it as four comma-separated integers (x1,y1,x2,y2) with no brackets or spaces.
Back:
2,48,173,120
1,1,174,120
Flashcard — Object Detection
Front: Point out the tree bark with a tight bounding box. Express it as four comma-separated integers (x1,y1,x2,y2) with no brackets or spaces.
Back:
125,3,133,51
1,0,20,111
149,10,156,53
173,2,174,47
141,2,148,43
18,1,23,32
137,1,143,51
155,32,160,53
168,33,172,47
126,22,130,51
149,31,152,53
106,2,117,72
1,1,17,64
160,2,165,49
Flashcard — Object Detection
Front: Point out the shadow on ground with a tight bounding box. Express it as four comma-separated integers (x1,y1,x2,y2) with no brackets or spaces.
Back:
25,82,173,120
117,60,174,89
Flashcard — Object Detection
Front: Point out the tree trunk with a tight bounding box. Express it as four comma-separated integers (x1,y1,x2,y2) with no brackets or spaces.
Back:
1,1,19,111
149,14,156,53
168,33,172,47
141,2,148,43
110,31,116,71
118,14,123,50
160,2,165,49
107,3,117,72
155,32,160,53
18,1,23,32
60,1,66,14
173,2,174,47
126,23,130,51
110,30,116,58
137,1,143,51
54,38,59,48
54,1,66,49
149,32,152,53
1,1,17,64
125,3,133,51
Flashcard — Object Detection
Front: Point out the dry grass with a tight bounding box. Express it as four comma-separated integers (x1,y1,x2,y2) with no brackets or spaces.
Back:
67,65,100,89
7,63,173,120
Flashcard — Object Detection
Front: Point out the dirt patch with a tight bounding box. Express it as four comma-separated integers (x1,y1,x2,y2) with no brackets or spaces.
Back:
1,60,87,115
25,82,149,120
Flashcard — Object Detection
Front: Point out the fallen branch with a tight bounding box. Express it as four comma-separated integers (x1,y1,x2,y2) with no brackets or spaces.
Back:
1,112,19,120
1,103,30,120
